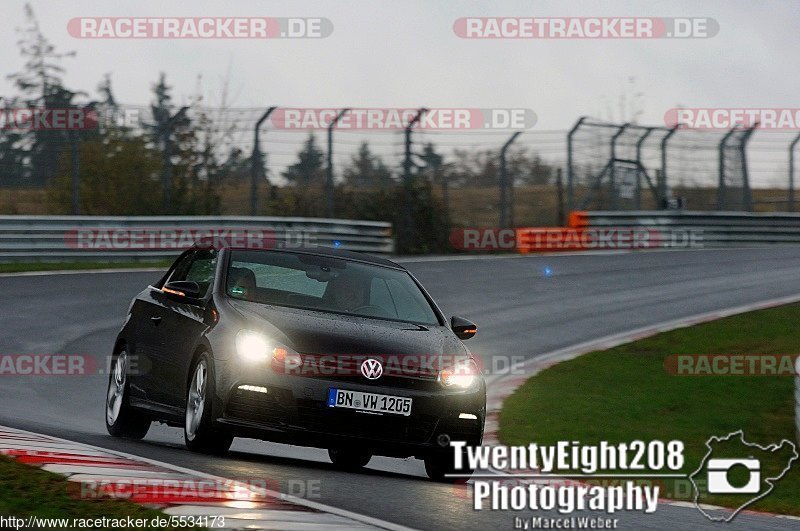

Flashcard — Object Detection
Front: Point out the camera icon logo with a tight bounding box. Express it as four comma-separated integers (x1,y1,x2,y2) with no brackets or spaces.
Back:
707,458,761,494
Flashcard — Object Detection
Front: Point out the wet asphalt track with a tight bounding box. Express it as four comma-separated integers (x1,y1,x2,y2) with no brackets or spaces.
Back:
2,248,800,530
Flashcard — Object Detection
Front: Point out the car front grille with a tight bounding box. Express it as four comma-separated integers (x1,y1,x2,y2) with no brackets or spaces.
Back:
287,354,441,391
295,400,438,443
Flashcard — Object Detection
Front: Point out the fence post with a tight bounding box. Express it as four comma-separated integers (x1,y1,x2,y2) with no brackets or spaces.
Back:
718,127,738,210
790,132,800,212
326,108,350,218
556,167,565,226
634,128,654,210
609,124,629,210
499,132,522,229
660,125,680,208
739,123,758,212
159,106,189,213
398,108,426,253
566,116,586,211
251,107,277,216
69,131,81,215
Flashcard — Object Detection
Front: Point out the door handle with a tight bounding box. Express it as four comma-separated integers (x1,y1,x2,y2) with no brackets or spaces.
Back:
150,316,162,325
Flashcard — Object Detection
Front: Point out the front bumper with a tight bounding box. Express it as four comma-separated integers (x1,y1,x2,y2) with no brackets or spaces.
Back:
213,359,486,458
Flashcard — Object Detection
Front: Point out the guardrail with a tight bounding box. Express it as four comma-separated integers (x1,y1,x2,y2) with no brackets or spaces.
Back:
570,211,800,443
569,210,800,247
0,216,394,261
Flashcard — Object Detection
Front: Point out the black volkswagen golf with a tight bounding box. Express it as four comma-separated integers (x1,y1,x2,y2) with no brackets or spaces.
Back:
105,246,485,480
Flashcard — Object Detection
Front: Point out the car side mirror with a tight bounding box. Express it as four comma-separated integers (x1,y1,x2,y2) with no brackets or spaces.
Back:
163,280,202,300
451,316,477,340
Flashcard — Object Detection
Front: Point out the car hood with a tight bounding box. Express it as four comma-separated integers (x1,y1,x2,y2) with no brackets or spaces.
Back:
229,299,467,360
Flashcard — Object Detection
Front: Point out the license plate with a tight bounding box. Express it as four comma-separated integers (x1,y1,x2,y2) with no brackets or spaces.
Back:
327,388,412,416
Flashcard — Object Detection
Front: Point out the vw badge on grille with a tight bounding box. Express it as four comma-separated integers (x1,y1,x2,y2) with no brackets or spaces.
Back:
360,358,383,380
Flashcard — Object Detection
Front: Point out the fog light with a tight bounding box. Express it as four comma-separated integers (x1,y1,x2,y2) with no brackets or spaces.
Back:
458,413,478,420
238,385,268,394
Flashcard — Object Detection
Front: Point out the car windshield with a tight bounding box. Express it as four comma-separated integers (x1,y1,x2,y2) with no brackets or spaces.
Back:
225,250,440,326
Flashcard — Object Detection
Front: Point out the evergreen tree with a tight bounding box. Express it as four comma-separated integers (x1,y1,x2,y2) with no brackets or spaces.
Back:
343,142,393,188
282,134,325,186
5,3,81,185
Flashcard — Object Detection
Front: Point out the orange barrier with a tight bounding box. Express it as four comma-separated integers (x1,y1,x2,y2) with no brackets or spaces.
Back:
568,210,589,228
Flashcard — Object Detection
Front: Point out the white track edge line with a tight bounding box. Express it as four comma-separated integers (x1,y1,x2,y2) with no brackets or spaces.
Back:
0,425,416,531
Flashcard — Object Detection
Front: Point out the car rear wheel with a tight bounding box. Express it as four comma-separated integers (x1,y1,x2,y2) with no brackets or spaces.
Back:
328,447,372,471
184,353,233,455
105,348,150,439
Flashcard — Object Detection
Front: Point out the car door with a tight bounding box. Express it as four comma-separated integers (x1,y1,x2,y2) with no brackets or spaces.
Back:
156,249,218,409
130,251,195,404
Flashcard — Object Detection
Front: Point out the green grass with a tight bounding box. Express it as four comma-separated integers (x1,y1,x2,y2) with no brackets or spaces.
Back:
0,455,205,530
500,303,800,515
0,260,171,273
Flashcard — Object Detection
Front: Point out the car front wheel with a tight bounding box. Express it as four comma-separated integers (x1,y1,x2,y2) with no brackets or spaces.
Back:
184,353,233,455
424,446,475,482
328,447,372,471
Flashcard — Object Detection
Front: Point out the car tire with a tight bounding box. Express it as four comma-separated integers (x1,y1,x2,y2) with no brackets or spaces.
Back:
328,447,372,471
184,353,233,455
105,348,151,439
424,447,474,483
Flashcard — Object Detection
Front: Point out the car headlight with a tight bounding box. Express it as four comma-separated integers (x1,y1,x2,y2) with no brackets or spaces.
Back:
438,358,480,389
236,330,269,362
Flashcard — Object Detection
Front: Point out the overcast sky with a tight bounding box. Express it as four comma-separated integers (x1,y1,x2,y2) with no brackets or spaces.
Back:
2,1,798,185
4,1,798,126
